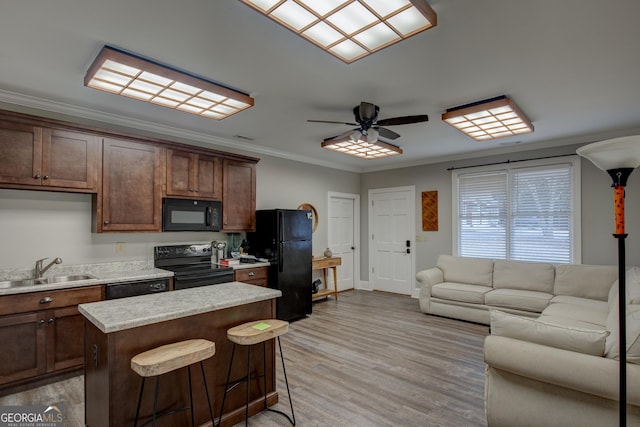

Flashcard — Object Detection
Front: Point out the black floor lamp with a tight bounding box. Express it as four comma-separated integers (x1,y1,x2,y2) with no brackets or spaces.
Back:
577,135,640,427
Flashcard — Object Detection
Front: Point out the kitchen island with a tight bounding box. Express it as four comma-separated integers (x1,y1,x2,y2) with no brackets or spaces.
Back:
79,282,282,427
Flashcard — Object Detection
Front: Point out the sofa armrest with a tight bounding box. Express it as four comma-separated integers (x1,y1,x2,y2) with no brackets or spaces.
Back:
416,267,444,313
484,335,640,405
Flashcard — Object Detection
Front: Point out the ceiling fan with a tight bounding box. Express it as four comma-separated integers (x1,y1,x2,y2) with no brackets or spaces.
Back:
308,101,429,143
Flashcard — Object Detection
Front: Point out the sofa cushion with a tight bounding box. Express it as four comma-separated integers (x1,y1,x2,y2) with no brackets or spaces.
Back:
485,289,552,313
540,300,608,328
436,255,494,287
605,304,640,363
608,266,640,312
493,260,555,293
490,310,609,356
537,315,609,331
554,264,617,301
552,295,610,310
431,282,493,304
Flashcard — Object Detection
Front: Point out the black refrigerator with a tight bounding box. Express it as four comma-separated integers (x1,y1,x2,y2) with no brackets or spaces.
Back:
248,209,313,321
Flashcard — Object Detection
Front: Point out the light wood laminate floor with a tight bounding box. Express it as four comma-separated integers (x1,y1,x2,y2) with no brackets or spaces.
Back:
0,290,489,426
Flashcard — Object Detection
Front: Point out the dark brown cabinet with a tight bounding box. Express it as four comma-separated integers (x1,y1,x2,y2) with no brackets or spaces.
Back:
222,159,256,231
0,122,98,191
235,266,268,287
0,286,103,388
166,149,222,199
99,138,163,232
0,311,47,385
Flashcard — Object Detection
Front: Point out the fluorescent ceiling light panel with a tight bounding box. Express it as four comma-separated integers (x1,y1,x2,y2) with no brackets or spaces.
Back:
442,95,534,141
239,0,437,63
321,134,403,159
84,46,254,120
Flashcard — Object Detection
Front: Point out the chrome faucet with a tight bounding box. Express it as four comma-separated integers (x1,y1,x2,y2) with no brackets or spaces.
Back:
35,257,62,279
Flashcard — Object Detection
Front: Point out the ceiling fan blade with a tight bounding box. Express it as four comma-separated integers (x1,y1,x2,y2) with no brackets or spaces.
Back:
308,119,358,126
377,115,429,127
377,127,401,140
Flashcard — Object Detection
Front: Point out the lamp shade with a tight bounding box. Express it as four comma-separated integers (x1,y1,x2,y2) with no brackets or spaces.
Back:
576,135,640,171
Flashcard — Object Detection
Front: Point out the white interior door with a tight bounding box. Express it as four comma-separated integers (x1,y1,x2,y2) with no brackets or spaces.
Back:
369,186,415,295
328,192,359,291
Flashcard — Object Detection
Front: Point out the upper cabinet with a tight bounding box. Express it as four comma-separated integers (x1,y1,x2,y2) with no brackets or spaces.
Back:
0,122,98,191
222,159,256,232
0,109,259,233
98,138,163,232
166,149,222,200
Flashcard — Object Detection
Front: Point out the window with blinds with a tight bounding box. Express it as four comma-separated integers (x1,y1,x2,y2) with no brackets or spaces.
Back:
453,157,580,264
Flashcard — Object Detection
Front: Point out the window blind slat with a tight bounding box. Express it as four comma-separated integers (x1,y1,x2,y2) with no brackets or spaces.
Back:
457,163,574,263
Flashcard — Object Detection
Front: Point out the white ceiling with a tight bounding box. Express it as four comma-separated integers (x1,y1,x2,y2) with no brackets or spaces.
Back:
1,0,639,172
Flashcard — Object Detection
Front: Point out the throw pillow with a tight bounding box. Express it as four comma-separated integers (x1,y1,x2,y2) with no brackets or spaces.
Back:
490,310,609,356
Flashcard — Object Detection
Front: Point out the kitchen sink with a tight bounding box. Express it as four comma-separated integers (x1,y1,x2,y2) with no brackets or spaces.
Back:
0,274,96,289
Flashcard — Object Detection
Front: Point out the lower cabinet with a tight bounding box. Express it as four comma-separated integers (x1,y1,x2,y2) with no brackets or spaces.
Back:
0,311,47,385
0,286,103,388
235,266,268,287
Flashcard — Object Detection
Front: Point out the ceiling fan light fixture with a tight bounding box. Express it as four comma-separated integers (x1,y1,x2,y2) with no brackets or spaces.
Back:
442,95,533,141
239,0,437,63
322,134,402,159
84,46,254,120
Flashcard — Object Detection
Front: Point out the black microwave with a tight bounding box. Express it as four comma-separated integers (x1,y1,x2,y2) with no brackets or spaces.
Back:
162,198,222,232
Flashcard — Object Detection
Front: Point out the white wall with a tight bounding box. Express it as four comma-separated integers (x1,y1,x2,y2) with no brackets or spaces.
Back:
360,144,640,281
255,154,360,257
0,154,360,271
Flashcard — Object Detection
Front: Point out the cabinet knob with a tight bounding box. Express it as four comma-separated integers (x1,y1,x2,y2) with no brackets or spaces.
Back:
248,272,255,277
43,175,49,180
34,174,41,179
189,188,195,192
104,220,110,225
39,297,53,304
48,318,54,324
39,319,46,326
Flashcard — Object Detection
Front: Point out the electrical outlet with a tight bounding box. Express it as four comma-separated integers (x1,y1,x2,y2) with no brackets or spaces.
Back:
116,242,125,253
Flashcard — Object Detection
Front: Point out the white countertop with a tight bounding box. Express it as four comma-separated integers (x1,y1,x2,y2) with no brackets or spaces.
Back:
230,261,270,270
0,261,173,296
79,281,281,333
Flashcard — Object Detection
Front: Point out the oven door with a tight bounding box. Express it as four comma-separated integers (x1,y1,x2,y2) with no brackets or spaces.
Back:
163,198,221,232
173,270,234,290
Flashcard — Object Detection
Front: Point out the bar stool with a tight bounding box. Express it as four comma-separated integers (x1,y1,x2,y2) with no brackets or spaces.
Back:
218,319,295,426
131,339,216,427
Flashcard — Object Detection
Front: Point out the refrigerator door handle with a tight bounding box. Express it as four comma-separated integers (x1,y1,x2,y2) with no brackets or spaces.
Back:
278,210,284,242
279,243,284,272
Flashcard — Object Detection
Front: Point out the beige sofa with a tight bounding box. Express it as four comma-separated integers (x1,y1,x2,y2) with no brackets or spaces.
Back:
416,255,640,426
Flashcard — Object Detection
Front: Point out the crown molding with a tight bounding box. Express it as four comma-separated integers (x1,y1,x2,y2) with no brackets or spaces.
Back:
0,89,362,173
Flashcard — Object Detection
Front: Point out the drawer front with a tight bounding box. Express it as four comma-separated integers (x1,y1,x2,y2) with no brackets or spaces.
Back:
0,285,103,315
235,267,268,283
243,278,268,287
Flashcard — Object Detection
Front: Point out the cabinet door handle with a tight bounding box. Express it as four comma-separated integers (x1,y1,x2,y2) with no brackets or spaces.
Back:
39,297,53,304
43,175,49,180
34,174,41,179
48,318,54,324
104,220,110,225
248,271,255,277
39,319,46,326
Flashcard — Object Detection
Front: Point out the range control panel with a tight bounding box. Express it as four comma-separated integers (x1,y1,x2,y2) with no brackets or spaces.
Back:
154,244,212,259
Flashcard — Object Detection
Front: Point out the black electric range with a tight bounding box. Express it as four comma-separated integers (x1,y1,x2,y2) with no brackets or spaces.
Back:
154,243,234,290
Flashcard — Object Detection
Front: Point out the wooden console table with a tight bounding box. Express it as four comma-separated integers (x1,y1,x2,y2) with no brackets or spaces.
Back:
312,257,341,301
